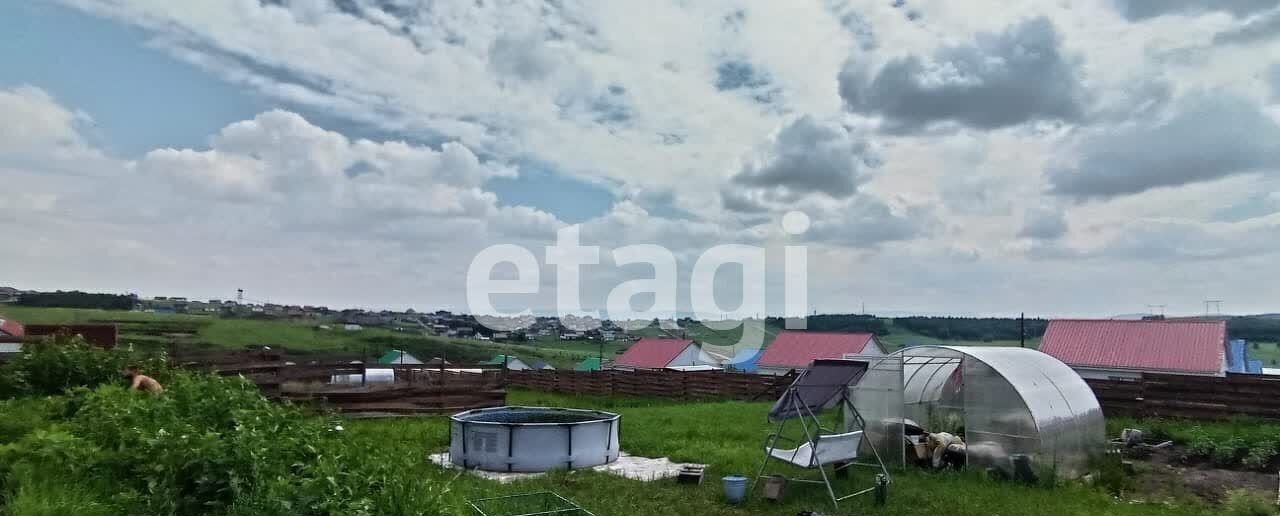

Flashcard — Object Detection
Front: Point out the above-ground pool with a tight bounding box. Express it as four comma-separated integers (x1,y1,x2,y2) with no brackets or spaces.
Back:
450,406,621,473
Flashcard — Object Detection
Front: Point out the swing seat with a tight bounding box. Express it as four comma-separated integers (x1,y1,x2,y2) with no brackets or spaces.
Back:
766,430,863,468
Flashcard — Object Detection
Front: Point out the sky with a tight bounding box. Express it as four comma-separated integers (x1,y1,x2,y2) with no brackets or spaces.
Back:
2,0,1279,318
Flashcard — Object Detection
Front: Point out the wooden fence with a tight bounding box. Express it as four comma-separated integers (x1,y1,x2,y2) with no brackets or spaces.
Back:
192,359,508,415
1087,373,1280,420
506,369,795,401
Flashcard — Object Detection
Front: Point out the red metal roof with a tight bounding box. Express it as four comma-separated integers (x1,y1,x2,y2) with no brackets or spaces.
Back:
756,331,876,370
1039,319,1227,375
614,338,694,368
0,317,24,337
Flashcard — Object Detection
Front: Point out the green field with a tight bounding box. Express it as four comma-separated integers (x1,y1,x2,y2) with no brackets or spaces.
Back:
876,321,1042,351
0,328,1270,515
0,307,1056,370
0,307,600,368
340,390,1213,516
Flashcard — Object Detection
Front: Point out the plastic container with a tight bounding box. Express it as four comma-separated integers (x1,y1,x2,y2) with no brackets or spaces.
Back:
722,475,748,504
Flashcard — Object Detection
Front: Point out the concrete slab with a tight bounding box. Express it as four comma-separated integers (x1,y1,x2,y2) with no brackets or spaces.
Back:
428,452,705,484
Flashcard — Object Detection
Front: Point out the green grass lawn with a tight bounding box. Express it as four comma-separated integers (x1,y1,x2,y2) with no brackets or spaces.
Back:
524,336,630,358
876,321,1041,351
1245,342,1280,368
342,390,1207,516
0,307,596,368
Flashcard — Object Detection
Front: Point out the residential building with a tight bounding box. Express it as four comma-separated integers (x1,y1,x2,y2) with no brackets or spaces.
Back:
575,357,604,372
611,338,716,370
485,355,531,370
376,349,423,365
723,349,762,373
755,331,885,375
1038,319,1228,379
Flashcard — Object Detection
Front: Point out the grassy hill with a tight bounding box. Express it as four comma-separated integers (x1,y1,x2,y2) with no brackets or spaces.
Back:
0,306,599,368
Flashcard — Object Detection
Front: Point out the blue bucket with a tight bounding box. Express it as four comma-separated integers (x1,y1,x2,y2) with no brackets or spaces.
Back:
722,475,748,504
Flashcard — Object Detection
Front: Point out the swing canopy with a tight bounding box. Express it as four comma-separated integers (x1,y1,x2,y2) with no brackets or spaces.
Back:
768,359,869,422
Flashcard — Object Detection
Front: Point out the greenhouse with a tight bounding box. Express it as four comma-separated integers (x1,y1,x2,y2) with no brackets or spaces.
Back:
848,346,1105,479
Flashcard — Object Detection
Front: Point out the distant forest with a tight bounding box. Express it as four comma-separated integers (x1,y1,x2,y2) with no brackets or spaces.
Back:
14,291,136,310
11,290,1280,343
1226,316,1280,343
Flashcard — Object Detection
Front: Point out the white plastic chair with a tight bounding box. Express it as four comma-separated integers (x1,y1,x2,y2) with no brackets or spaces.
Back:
767,430,863,468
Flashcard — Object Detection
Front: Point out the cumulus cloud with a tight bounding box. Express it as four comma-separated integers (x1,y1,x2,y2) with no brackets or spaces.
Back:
803,196,929,248
1092,219,1280,261
1017,208,1068,240
1048,94,1280,200
838,17,1087,132
1270,64,1280,100
1112,0,1277,20
489,33,561,81
1212,9,1280,45
725,115,879,202
0,85,111,171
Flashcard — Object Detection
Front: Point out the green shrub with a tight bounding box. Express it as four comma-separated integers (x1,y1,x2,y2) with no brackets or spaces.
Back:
1090,454,1136,496
1244,441,1278,470
0,335,170,398
0,373,455,516
1223,489,1277,516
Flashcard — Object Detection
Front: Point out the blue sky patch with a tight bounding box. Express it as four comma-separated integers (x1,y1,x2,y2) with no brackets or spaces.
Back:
487,162,615,223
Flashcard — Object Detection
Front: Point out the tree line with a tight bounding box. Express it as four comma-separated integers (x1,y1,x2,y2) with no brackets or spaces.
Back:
15,290,137,310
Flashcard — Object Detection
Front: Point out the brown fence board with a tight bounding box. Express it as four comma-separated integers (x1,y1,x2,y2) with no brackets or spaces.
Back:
1087,373,1280,421
505,369,794,402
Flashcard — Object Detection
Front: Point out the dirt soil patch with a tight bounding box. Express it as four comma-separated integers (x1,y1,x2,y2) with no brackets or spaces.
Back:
1131,445,1275,504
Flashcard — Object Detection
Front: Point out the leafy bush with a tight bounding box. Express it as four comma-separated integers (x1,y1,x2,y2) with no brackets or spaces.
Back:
1223,489,1277,516
0,335,170,398
1090,454,1136,497
0,374,455,516
1115,418,1280,470
1244,441,1278,470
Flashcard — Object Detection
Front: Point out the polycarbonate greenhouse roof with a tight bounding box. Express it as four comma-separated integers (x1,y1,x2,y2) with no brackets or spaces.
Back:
885,346,1105,478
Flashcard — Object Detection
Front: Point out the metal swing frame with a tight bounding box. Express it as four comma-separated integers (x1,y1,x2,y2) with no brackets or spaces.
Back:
752,380,892,508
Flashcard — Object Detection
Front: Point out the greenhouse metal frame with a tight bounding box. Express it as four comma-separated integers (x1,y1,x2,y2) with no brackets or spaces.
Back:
847,346,1105,479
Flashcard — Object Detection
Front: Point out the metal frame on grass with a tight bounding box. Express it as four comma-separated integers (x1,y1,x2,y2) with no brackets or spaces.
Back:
752,367,892,509
467,492,595,516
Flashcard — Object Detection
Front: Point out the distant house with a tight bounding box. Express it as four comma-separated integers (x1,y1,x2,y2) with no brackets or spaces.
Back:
1227,339,1264,375
1038,319,1228,379
575,357,604,372
666,364,723,372
723,349,762,373
755,331,885,376
0,317,25,340
0,342,22,358
0,287,19,303
611,338,716,371
529,360,556,371
376,349,423,365
485,355,531,370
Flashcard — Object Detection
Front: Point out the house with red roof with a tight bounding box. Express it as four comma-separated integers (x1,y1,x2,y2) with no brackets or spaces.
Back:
611,338,716,371
754,331,885,375
0,316,24,340
1039,319,1228,379
0,316,25,357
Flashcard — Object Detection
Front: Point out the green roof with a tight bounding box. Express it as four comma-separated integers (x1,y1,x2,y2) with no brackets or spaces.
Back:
575,357,603,371
376,350,421,365
485,354,517,365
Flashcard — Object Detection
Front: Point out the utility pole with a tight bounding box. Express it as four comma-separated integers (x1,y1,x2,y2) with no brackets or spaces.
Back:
1204,300,1223,316
1020,312,1026,348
